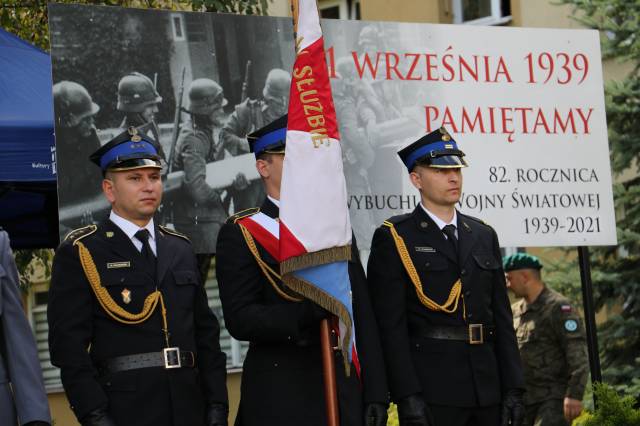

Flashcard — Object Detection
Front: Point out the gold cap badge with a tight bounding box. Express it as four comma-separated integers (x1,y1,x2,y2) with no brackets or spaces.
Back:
128,126,141,142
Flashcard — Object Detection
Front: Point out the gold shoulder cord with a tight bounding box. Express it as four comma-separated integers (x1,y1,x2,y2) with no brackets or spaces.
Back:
238,224,303,303
75,241,171,344
383,221,465,317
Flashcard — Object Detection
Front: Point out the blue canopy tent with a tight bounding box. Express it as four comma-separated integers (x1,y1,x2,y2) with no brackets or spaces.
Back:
0,28,59,248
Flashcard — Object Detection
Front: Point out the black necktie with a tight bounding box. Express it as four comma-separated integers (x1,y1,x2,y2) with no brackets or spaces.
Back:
442,224,458,254
135,229,156,270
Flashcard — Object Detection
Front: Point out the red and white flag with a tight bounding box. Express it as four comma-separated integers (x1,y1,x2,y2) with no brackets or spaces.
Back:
278,0,357,374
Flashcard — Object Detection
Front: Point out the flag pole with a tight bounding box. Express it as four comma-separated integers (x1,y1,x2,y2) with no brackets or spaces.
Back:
320,318,340,426
289,1,340,424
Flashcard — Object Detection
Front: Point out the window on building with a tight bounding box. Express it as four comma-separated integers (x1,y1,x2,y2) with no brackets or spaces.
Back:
452,0,511,25
171,14,185,41
204,260,249,370
31,288,63,392
319,0,360,20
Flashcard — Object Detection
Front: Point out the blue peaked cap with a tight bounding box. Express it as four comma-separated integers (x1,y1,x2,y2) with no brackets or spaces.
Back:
247,115,287,158
397,127,468,172
89,126,162,172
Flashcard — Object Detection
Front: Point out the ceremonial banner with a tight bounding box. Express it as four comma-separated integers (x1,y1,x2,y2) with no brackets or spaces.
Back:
279,0,357,373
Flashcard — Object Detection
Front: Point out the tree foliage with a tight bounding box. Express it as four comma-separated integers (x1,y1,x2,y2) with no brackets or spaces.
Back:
560,0,640,399
574,382,640,426
0,0,271,52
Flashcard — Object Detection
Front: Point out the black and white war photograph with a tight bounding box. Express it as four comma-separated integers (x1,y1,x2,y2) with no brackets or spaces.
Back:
50,4,425,256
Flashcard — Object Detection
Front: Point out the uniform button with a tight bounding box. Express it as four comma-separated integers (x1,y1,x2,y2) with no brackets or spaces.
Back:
425,262,431,267
461,269,467,275
105,382,111,387
287,336,292,340
468,313,473,319
120,278,125,283
485,261,490,266
420,221,428,228
415,343,420,348
274,363,278,367
465,291,471,297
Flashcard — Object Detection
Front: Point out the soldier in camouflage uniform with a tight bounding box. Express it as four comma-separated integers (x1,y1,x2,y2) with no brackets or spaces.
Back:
171,78,228,256
219,68,290,213
504,253,588,426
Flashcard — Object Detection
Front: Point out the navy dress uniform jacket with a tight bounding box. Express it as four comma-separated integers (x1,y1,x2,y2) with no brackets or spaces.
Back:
0,230,51,425
367,207,524,407
48,219,228,426
216,198,388,426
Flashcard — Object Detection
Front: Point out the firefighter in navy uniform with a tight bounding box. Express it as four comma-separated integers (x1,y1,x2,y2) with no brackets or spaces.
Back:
48,127,228,426
215,116,389,426
367,128,525,426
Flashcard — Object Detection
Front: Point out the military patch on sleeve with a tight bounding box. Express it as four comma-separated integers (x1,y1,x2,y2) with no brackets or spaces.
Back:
561,304,572,313
564,319,578,332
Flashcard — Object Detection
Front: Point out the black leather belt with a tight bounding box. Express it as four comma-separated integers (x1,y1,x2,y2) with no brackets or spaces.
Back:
412,324,496,345
98,348,196,374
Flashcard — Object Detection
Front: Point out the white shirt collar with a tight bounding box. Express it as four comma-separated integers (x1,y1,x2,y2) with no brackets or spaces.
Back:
420,203,457,231
109,210,155,242
267,195,280,208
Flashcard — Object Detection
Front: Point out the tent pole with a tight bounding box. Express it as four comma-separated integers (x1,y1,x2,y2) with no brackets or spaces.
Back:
577,246,602,407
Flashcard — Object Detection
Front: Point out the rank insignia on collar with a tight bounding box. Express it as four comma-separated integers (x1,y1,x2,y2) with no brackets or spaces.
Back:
106,232,114,238
121,288,132,304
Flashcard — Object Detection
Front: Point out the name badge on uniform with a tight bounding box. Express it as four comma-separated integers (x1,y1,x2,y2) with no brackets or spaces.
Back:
414,246,436,253
107,261,131,269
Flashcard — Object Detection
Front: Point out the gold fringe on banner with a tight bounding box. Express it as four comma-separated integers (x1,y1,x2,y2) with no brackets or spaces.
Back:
280,245,351,276
282,272,353,377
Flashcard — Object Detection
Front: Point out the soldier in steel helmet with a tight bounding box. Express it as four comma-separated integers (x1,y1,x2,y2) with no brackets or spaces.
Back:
116,72,164,152
367,128,525,426
170,78,228,256
332,57,380,253
53,81,103,227
504,253,588,426
219,68,291,213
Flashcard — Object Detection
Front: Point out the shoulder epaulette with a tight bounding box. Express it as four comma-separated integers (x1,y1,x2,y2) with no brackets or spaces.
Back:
159,225,190,242
66,224,98,245
460,213,493,229
227,207,260,224
383,213,412,226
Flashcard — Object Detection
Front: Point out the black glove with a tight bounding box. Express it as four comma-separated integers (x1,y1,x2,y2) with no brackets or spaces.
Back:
80,408,116,426
397,394,432,426
206,403,228,426
501,388,525,426
364,402,388,426
24,422,51,426
302,299,331,325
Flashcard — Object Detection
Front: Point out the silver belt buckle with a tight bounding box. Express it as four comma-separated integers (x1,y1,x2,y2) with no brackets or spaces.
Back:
468,324,484,345
163,347,182,369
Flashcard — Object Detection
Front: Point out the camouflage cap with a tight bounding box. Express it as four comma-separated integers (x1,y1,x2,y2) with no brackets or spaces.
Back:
503,253,543,272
